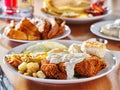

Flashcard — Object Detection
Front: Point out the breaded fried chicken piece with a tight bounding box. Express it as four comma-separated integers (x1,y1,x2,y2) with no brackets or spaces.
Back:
75,55,106,77
39,20,51,40
7,28,27,40
41,64,60,78
58,62,66,73
47,18,65,39
48,21,59,39
55,72,67,79
55,18,66,36
15,18,41,40
41,60,67,79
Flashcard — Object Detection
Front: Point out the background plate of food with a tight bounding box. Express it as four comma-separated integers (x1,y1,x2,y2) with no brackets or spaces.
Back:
90,20,120,41
3,40,117,84
41,0,112,24
0,17,71,43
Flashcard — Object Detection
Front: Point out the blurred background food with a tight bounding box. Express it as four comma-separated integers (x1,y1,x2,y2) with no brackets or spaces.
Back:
41,0,107,18
101,19,120,38
3,17,66,40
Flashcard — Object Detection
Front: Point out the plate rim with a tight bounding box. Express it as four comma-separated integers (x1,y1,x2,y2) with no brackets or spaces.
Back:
90,20,120,41
3,40,117,84
0,25,71,43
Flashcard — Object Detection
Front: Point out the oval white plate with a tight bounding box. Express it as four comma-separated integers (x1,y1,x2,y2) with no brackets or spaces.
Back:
3,40,117,84
42,9,112,24
90,20,120,41
0,25,71,43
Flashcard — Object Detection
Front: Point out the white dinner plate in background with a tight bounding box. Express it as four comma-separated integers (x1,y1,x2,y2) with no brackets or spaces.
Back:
0,25,71,43
42,9,112,24
90,20,120,41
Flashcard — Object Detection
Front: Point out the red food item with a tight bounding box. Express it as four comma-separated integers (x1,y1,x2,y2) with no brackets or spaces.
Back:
92,3,105,13
85,8,101,16
85,0,107,16
7,59,22,67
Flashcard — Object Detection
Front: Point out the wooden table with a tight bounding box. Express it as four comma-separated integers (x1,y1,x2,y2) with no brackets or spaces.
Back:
0,0,120,90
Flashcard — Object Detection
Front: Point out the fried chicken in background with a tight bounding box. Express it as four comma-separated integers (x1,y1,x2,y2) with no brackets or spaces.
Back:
40,20,51,39
5,17,66,40
47,18,66,39
40,41,107,79
40,60,67,79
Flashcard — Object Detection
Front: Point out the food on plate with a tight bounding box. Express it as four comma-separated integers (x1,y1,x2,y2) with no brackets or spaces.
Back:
5,18,41,40
85,0,107,16
4,17,66,40
6,41,107,80
81,41,106,58
75,55,106,77
101,19,120,38
41,0,107,18
23,41,67,53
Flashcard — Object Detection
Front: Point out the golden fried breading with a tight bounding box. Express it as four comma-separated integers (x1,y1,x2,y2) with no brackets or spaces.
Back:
40,20,51,39
58,62,66,73
27,35,40,40
47,18,66,39
56,26,65,36
40,59,49,65
55,72,67,79
55,18,66,37
7,28,27,40
56,22,65,36
6,17,66,40
16,18,41,40
7,58,22,68
48,22,59,39
75,55,106,77
41,64,59,78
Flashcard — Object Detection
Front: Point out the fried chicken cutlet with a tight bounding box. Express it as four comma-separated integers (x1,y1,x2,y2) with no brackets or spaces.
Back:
40,59,67,79
41,55,106,79
41,62,67,79
47,18,66,39
75,55,106,77
15,18,41,40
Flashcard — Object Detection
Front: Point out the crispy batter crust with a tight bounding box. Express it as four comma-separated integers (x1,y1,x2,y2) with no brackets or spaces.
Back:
41,60,67,79
41,20,51,39
17,18,41,40
6,17,66,40
40,55,106,79
75,55,106,77
41,64,59,78
7,28,27,40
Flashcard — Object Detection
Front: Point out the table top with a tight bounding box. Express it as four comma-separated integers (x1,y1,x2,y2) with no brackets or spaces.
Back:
0,0,120,90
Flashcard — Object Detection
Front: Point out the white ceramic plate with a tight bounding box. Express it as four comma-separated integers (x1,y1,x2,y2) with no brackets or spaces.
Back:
3,40,117,84
90,20,120,41
0,25,71,43
42,9,112,24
